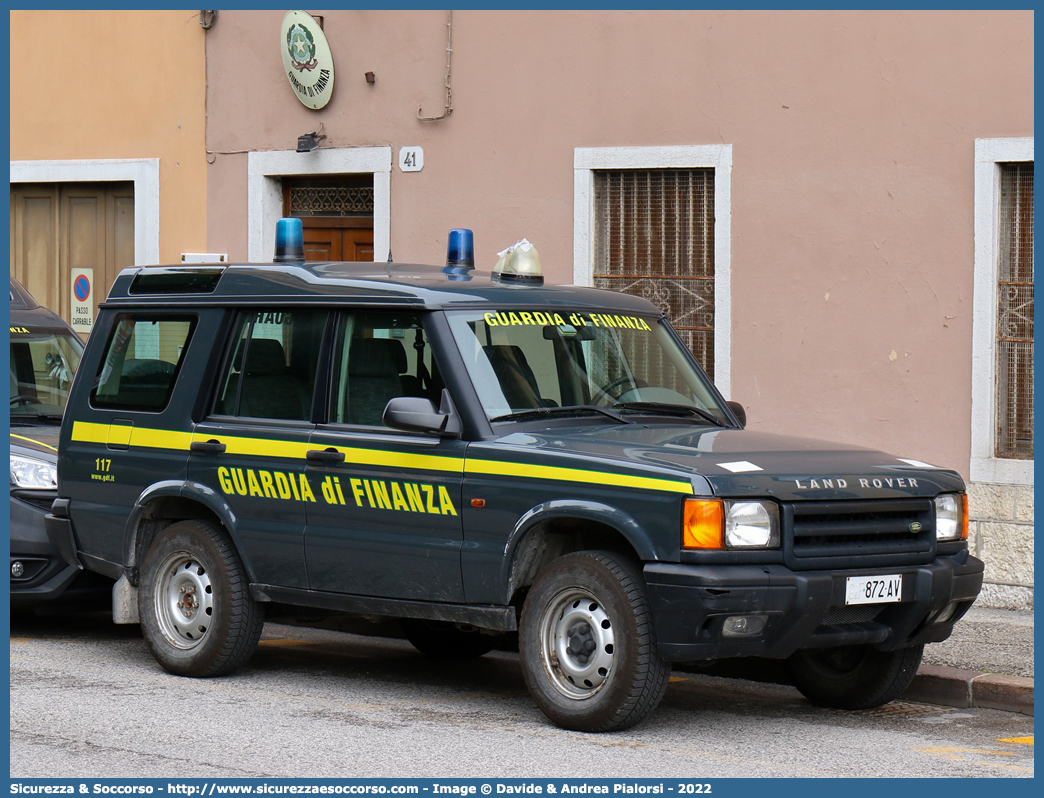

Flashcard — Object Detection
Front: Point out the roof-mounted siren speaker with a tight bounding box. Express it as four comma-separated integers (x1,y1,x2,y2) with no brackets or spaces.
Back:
443,228,475,276
273,217,305,263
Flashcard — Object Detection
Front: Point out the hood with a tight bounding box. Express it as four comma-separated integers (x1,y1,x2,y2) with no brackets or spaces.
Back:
487,424,964,500
10,426,61,463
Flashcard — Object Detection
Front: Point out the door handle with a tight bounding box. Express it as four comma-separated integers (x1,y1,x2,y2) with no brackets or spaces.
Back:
306,448,346,464
190,439,227,454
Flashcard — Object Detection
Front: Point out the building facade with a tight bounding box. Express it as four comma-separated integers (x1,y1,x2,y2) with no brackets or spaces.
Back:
9,9,208,336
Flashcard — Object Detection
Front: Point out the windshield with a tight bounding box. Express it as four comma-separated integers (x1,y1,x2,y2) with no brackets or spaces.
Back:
446,309,729,424
10,326,84,419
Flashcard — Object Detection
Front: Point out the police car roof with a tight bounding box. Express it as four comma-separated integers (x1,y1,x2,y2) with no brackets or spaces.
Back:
104,262,662,315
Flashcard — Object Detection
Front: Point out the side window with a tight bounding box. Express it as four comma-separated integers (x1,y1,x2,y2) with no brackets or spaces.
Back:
91,315,196,411
331,312,442,426
214,310,326,421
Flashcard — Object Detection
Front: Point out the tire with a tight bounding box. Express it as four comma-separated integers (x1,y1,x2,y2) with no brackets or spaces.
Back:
519,550,670,732
138,520,263,678
401,618,501,658
787,643,924,710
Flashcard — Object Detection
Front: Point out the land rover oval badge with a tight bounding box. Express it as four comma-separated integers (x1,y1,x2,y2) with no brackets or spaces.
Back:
909,522,923,533
281,11,335,110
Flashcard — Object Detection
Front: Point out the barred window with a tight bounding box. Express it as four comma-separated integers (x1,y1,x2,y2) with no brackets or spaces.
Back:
592,170,715,379
996,162,1034,459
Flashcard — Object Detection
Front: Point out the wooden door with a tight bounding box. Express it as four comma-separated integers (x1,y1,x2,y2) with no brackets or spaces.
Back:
298,218,373,262
282,177,375,263
10,182,134,332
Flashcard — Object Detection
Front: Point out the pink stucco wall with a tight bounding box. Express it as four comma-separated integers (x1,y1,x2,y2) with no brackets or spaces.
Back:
203,10,1033,478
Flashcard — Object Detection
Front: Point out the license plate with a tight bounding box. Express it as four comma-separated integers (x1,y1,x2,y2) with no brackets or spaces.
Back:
845,574,903,605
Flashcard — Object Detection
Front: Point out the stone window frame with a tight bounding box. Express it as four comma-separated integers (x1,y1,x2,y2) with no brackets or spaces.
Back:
970,137,1034,486
247,147,391,263
573,145,732,399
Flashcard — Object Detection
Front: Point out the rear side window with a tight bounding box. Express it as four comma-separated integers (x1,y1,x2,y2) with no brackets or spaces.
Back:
213,309,327,421
90,315,196,411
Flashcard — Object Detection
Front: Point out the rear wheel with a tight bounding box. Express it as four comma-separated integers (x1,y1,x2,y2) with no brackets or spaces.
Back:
519,550,670,732
787,643,924,709
401,618,500,658
138,520,263,677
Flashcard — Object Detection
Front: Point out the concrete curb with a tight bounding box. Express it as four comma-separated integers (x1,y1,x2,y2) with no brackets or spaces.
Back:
903,664,1034,716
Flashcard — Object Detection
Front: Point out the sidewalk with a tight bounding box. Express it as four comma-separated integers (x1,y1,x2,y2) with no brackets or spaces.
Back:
675,605,1034,716
904,605,1034,715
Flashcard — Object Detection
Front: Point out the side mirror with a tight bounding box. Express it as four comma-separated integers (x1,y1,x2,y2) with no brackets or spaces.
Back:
383,390,461,436
726,400,746,428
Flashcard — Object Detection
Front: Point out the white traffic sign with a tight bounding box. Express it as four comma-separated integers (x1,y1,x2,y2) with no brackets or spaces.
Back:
70,268,94,333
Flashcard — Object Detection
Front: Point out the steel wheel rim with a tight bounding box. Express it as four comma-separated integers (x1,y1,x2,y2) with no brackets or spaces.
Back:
538,587,616,700
154,551,215,650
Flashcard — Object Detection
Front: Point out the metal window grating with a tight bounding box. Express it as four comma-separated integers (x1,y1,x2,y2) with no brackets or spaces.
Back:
286,177,374,217
996,162,1034,460
593,170,715,379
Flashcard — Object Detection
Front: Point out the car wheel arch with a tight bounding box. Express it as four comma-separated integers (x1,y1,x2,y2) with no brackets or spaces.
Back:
123,482,252,585
503,500,654,606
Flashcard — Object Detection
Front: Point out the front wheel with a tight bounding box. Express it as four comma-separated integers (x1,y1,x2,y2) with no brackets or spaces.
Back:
138,520,263,678
787,643,924,710
519,551,670,732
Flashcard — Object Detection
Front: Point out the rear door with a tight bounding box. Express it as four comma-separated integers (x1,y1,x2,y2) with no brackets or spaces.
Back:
187,308,327,589
61,311,203,566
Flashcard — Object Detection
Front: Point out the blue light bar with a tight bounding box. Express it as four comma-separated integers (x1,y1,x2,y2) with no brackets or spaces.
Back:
445,228,475,271
273,217,305,263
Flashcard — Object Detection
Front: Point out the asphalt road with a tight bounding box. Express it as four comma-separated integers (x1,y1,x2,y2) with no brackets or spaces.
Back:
9,612,1034,779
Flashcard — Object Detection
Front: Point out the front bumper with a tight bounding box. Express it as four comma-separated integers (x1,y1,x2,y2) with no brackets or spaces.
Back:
10,494,110,606
645,551,984,662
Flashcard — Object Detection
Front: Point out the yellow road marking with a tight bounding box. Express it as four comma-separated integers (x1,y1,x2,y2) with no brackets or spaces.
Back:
10,433,58,452
998,736,1034,745
915,746,1015,757
973,761,1034,773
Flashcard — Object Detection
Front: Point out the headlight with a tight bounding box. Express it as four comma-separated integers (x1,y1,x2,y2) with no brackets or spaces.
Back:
934,493,967,541
683,498,779,549
724,500,780,548
10,454,58,489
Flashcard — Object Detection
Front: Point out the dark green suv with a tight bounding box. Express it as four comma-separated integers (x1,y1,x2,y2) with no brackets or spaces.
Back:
47,225,983,731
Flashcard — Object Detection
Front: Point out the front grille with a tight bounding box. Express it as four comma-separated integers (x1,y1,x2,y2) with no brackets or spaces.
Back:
783,499,934,570
821,605,883,625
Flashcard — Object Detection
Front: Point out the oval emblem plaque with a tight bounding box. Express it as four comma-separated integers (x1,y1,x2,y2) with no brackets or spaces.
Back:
281,10,335,110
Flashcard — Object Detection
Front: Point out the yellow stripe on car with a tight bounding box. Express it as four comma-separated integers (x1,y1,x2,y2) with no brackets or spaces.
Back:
71,422,692,494
10,433,58,452
465,458,693,494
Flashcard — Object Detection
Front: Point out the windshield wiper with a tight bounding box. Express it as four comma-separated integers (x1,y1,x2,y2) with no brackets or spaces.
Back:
491,405,634,424
611,401,727,427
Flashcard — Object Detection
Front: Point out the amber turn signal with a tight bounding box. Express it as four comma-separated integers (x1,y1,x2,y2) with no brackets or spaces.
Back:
961,493,969,540
683,498,724,549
